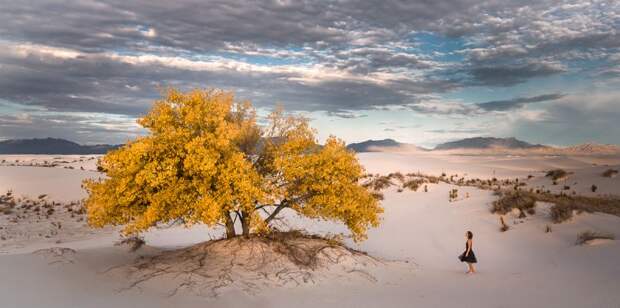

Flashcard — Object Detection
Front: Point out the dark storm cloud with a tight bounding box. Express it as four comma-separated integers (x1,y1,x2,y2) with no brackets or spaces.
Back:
477,93,565,111
466,62,567,87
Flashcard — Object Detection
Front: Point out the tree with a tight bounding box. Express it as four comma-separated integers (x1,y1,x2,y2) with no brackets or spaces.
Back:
83,89,382,241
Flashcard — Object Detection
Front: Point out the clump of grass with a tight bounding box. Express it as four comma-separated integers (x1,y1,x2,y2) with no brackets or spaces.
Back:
546,169,568,181
371,192,384,201
591,185,597,193
116,236,146,252
387,172,405,183
550,204,573,223
493,190,620,223
575,231,615,245
363,175,394,191
602,169,618,178
491,191,536,215
449,189,458,202
403,178,426,192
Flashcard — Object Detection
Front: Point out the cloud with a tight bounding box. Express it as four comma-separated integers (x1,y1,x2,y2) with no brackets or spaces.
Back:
497,92,620,145
0,112,142,144
327,111,368,119
0,0,618,144
467,61,567,86
477,93,565,111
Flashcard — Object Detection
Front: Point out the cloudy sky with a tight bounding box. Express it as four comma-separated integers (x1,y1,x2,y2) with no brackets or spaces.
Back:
0,0,619,147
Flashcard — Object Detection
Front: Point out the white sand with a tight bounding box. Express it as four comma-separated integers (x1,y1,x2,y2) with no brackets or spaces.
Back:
0,153,619,307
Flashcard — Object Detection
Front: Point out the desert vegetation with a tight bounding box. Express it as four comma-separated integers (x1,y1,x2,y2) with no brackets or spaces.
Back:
0,156,97,170
602,169,618,178
546,169,568,181
491,191,536,216
490,189,620,223
448,189,459,202
575,231,615,245
0,190,88,243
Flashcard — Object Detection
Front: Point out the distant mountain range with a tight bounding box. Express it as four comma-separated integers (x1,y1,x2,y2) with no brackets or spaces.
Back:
433,137,546,151
0,138,121,154
1,137,618,156
346,139,425,153
347,137,620,155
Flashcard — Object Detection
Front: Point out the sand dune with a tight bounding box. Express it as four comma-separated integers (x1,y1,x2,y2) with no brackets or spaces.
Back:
0,153,619,307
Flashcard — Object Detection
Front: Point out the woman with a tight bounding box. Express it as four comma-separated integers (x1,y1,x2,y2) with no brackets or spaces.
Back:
459,231,477,274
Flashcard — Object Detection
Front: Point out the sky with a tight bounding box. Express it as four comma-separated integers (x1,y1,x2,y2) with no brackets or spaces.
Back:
0,0,619,148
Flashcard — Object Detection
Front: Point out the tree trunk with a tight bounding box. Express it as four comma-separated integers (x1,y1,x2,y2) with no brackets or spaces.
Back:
240,211,250,237
225,212,236,238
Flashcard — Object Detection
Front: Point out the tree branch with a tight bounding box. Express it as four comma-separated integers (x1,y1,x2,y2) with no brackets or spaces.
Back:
264,200,288,224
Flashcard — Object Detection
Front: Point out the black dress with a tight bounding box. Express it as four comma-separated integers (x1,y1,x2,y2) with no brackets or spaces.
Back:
459,241,477,263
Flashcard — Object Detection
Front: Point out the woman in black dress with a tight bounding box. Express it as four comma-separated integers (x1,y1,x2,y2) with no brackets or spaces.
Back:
459,231,477,274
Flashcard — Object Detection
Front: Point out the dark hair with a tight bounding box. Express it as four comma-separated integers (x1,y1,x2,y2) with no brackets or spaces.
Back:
466,231,473,239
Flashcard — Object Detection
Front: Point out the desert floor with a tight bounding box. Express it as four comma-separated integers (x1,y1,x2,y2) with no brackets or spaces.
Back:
0,153,619,308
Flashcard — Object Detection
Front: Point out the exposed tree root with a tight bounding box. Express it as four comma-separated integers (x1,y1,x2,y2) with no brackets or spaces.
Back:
32,247,77,265
106,231,381,297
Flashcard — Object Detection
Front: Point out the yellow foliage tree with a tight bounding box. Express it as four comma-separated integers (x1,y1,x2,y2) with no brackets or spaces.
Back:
83,89,382,241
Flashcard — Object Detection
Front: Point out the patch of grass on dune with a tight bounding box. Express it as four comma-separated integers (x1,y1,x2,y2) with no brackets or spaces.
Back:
494,189,620,223
576,231,615,245
602,169,618,178
491,191,536,215
546,169,568,181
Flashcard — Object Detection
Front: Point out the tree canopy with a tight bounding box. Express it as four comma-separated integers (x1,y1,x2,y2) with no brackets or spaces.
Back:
83,89,382,241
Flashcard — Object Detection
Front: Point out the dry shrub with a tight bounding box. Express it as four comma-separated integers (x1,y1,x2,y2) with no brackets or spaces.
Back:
363,176,394,191
449,189,458,201
550,204,573,223
491,191,536,215
494,190,620,223
602,169,618,178
116,236,146,252
370,192,384,201
575,231,615,245
387,172,405,183
546,169,568,181
403,178,426,192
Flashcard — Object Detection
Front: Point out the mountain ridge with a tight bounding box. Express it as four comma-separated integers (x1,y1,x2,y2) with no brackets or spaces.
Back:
0,138,121,154
433,137,547,151
346,139,426,152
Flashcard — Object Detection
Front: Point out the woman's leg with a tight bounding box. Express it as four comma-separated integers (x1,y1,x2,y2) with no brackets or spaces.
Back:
466,262,472,273
468,263,476,273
